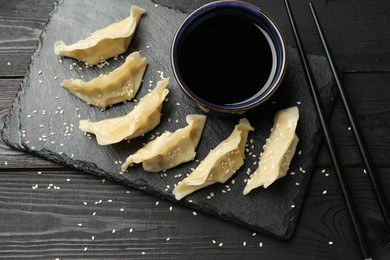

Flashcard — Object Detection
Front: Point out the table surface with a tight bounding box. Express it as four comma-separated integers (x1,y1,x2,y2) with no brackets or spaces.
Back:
1,0,390,259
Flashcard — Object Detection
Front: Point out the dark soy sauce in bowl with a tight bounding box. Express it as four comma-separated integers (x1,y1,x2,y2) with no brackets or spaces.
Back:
177,14,276,106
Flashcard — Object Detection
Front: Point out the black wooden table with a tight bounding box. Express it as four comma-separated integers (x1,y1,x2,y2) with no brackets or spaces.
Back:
1,0,390,259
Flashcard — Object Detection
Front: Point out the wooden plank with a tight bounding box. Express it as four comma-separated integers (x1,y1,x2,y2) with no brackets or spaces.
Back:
0,79,63,169
1,0,389,76
316,72,390,166
0,168,388,259
3,72,390,168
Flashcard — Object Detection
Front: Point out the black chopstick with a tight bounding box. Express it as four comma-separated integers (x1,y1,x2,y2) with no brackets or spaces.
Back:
283,0,372,259
309,2,390,231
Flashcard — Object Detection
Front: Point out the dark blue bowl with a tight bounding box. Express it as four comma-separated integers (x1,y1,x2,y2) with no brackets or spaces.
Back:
171,1,287,115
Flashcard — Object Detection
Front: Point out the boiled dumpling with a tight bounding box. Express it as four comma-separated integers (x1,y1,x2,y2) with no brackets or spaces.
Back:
79,78,169,145
54,5,145,65
62,51,147,109
121,114,207,172
243,106,299,195
173,118,254,200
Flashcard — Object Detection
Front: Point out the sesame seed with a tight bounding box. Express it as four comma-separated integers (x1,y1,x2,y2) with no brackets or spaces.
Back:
243,241,247,246
142,252,146,255
363,169,367,174
66,178,70,182
297,101,301,105
107,199,113,203
77,223,83,227
192,211,197,216
219,243,223,247
323,190,327,195
252,232,257,236
112,229,116,234
259,242,263,247
154,4,158,7
84,247,88,252
92,212,96,216
7,62,11,66
129,228,133,233
348,127,351,131
156,201,159,206
169,206,173,211
295,182,300,186
166,237,171,241
4,161,7,165
298,150,302,155
120,208,124,212
212,240,216,244
290,171,296,176
291,204,295,208
38,70,42,75
328,241,333,245
83,202,88,206
91,236,95,241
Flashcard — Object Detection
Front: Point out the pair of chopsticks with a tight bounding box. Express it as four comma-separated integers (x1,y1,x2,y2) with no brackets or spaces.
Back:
284,1,390,259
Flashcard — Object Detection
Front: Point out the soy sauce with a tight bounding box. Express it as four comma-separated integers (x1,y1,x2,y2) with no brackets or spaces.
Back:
178,14,274,105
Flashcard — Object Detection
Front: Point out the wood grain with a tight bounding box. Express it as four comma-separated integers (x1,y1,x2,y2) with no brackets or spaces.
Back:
0,168,389,259
1,0,390,259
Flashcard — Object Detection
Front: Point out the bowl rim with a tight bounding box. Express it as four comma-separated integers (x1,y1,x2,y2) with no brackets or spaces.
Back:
171,0,288,114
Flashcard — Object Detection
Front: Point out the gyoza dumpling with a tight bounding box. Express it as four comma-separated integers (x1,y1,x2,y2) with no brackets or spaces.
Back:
62,51,147,109
79,78,169,145
54,5,145,65
243,106,299,195
173,118,254,200
121,114,207,172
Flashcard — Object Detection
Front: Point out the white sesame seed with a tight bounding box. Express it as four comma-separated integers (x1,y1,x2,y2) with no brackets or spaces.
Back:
212,240,216,244
348,127,351,131
120,208,124,212
192,211,197,216
297,101,301,105
252,232,257,236
259,242,263,247
84,247,88,252
328,241,333,245
166,237,171,241
107,199,113,203
38,70,42,75
129,228,133,233
169,206,173,211
219,242,223,247
290,171,296,176
4,161,7,165
295,182,300,186
83,202,88,206
112,229,116,234
7,62,11,66
91,236,95,241
92,212,96,216
142,252,146,255
291,204,295,208
243,241,247,246
78,223,83,227
363,169,367,174
66,178,70,182
323,190,327,195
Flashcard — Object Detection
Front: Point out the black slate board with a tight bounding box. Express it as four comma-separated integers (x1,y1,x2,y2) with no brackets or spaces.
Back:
1,0,336,239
